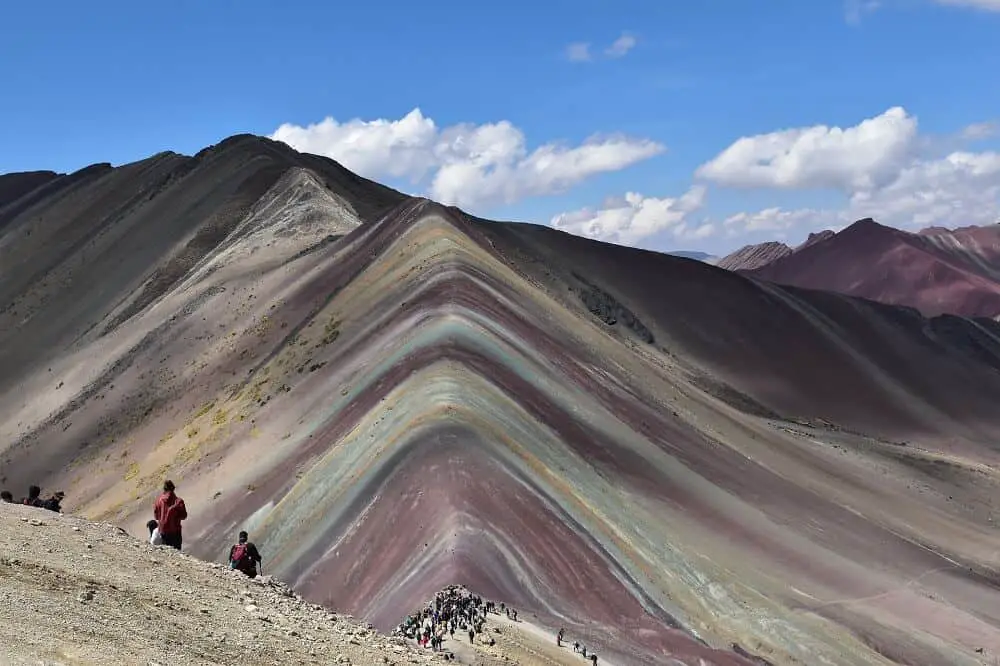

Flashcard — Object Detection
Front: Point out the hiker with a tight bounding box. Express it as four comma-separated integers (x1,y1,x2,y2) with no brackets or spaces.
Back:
41,491,64,513
153,480,187,550
557,627,565,646
468,628,475,644
21,485,43,507
591,654,598,665
573,641,580,653
228,530,263,578
147,519,164,545
0,490,12,502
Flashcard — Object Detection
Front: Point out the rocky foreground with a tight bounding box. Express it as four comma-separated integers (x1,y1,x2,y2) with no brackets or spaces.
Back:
0,502,463,666
0,501,600,666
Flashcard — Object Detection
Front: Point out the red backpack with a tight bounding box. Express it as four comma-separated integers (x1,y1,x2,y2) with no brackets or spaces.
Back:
231,543,253,572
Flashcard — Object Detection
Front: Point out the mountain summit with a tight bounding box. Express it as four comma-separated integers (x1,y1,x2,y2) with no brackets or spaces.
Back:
719,218,1000,318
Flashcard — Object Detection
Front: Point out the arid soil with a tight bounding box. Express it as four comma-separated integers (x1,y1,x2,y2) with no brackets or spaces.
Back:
0,502,453,666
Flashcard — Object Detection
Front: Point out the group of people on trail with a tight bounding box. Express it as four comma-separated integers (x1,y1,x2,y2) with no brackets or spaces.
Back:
145,479,263,577
3,477,262,577
395,586,516,658
396,587,601,663
1,484,65,512
557,627,599,664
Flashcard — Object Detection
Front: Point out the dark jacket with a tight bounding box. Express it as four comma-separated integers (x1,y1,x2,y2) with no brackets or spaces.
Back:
229,541,262,574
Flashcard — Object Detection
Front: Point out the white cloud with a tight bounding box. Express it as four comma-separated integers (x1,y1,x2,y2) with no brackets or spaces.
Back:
962,121,998,140
849,150,1000,228
271,109,663,210
696,106,919,191
271,109,439,182
273,102,1000,253
565,42,592,62
722,150,1000,237
432,132,664,209
605,33,637,58
550,185,707,245
933,0,1000,11
849,0,1000,18
566,32,637,63
723,207,847,234
845,0,881,24
697,106,1000,242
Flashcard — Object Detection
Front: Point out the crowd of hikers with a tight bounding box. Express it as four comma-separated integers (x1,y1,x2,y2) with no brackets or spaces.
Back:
0,485,64,512
395,585,495,659
395,585,599,663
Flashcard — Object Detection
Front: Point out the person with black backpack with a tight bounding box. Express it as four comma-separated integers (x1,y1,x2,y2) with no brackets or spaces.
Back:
41,491,64,513
21,485,43,507
228,530,262,578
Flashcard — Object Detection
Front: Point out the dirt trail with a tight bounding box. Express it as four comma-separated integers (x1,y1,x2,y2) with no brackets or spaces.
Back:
401,609,622,666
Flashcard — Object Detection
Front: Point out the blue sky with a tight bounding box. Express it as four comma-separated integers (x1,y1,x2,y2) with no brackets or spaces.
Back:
2,0,999,255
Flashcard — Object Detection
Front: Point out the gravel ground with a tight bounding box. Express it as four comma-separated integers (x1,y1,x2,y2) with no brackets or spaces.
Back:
0,502,450,666
0,502,590,666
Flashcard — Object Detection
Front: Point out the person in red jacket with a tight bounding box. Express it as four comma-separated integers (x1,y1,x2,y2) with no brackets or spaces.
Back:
153,479,187,550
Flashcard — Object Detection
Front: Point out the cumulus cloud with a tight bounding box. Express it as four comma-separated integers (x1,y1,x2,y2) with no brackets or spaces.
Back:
722,150,1000,236
696,106,919,191
550,185,707,245
272,109,439,182
274,102,1000,251
701,106,1000,240
431,132,664,209
849,150,1000,228
271,109,663,209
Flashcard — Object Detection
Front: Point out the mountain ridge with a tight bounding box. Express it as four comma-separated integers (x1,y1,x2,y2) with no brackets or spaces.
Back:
2,135,1000,665
718,217,1000,317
